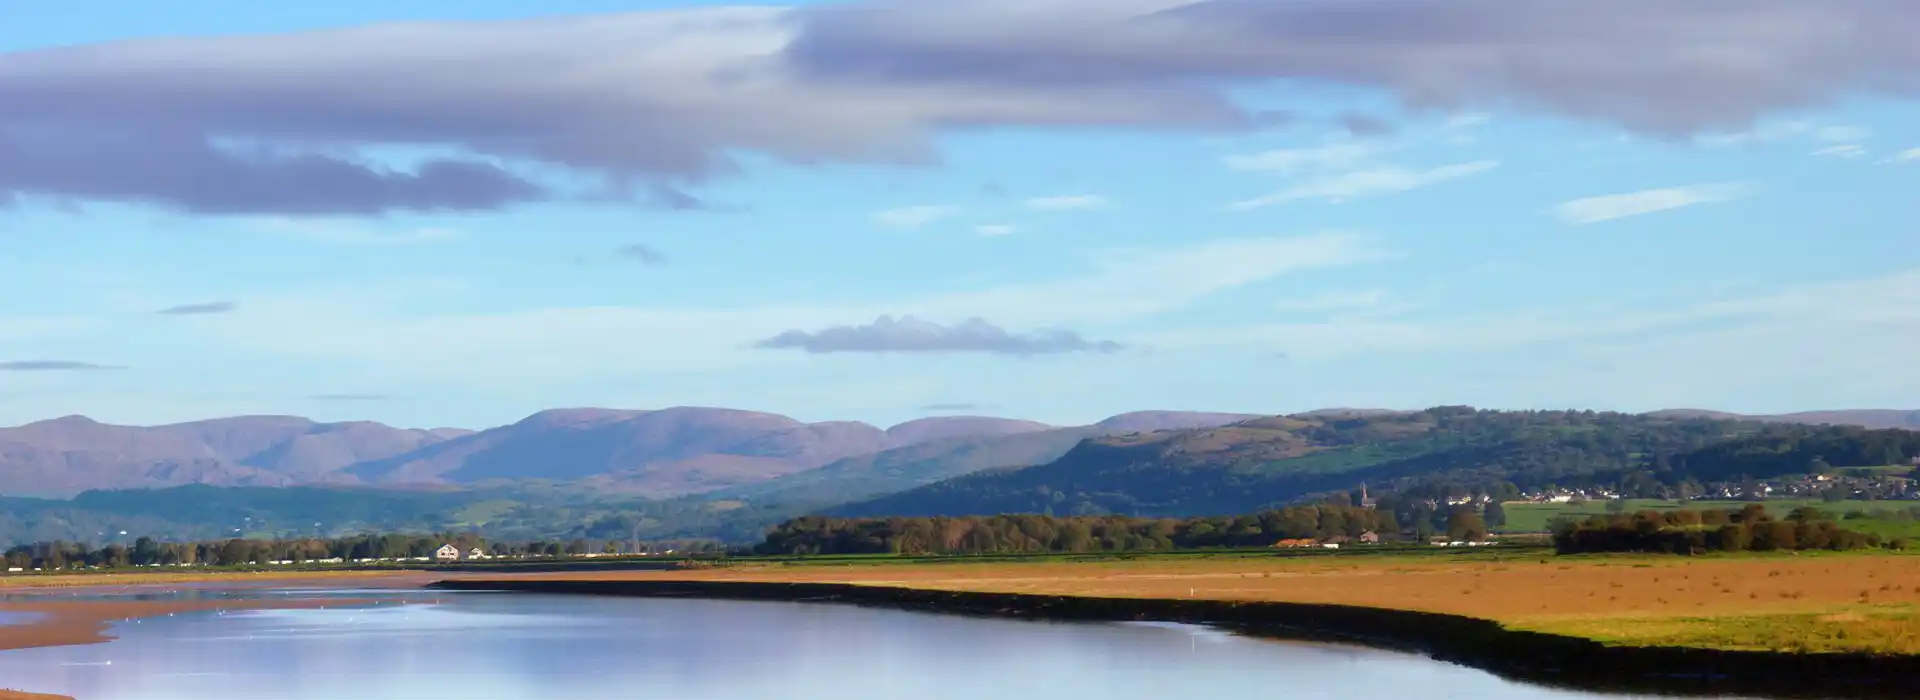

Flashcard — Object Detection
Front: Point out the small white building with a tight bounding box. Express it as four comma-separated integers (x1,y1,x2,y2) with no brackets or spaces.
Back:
433,544,461,561
467,548,488,560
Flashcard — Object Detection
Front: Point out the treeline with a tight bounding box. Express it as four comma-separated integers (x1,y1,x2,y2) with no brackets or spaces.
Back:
2,532,725,571
757,501,1463,555
1551,505,1892,555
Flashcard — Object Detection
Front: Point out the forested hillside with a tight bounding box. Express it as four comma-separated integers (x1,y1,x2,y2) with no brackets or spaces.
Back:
835,408,1920,519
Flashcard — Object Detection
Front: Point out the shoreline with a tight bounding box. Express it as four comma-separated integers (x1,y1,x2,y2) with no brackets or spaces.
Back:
0,572,445,700
428,578,1920,700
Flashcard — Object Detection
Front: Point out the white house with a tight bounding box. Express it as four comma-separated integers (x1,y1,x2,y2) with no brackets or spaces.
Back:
466,548,488,560
433,544,461,561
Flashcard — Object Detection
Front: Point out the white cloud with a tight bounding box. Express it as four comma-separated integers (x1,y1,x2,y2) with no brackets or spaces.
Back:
1025,195,1110,211
1552,183,1749,225
871,205,960,229
1890,147,1920,164
1228,161,1500,210
1811,144,1867,158
974,224,1017,237
1222,141,1380,173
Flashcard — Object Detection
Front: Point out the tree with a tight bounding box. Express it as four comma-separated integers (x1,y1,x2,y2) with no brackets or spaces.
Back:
1445,506,1488,542
131,536,162,567
1482,501,1507,528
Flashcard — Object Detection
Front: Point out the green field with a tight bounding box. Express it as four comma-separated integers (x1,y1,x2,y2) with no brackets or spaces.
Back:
1498,498,1919,533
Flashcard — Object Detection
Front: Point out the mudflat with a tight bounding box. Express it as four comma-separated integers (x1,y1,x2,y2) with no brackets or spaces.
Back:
0,571,446,652
479,553,1920,654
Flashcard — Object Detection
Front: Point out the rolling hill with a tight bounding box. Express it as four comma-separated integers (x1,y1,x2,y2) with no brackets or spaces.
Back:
0,407,1258,499
0,415,472,497
832,408,1920,519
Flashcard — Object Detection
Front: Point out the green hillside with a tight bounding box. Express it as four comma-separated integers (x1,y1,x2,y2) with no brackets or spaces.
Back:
833,408,1920,519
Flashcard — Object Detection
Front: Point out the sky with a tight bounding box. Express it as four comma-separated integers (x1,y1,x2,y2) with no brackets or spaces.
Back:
1,0,1917,430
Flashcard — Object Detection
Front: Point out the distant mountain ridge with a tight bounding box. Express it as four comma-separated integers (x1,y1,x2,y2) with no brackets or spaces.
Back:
0,407,1260,498
1646,409,1920,430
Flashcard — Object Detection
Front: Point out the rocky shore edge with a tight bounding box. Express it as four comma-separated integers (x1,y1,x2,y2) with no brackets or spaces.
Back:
430,578,1920,699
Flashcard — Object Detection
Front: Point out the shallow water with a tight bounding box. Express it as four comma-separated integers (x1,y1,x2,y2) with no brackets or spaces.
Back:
0,592,1700,700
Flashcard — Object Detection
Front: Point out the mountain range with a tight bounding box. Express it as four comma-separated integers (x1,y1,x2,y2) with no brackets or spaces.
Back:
0,406,1915,545
0,408,1257,498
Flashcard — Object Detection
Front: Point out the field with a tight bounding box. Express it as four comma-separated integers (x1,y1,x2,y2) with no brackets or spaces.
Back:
489,549,1920,655
1498,498,1912,532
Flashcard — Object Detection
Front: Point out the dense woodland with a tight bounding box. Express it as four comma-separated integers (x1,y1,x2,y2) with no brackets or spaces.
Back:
753,501,1488,555
1550,505,1890,555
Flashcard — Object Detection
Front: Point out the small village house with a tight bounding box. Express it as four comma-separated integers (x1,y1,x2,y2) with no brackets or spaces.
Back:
433,544,461,561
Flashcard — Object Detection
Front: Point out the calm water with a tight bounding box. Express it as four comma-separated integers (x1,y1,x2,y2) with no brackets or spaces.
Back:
0,591,1692,700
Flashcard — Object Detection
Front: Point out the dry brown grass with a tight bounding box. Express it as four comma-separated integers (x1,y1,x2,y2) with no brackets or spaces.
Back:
0,689,73,700
496,554,1920,653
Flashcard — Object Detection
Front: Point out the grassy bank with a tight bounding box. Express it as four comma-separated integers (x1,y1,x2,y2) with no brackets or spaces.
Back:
435,553,1920,698
445,549,1920,655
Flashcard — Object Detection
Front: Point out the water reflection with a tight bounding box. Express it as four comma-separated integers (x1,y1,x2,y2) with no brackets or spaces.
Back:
0,594,1688,700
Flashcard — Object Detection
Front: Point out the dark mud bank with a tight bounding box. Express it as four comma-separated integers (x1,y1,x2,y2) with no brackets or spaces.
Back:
430,579,1920,699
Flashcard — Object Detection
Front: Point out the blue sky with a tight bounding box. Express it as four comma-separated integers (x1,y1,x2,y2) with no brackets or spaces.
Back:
1,1,1917,430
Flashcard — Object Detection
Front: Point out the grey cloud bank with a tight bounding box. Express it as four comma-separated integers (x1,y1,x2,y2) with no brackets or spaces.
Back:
755,315,1123,355
1,0,1916,215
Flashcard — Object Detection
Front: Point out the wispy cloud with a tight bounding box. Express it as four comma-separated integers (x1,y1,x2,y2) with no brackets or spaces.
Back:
1889,147,1920,164
1698,121,1870,148
1222,142,1381,173
156,301,238,316
1272,290,1391,314
0,360,121,372
155,299,238,314
755,315,1123,356
919,402,992,412
1553,183,1751,225
308,393,389,401
165,233,1384,385
974,224,1017,237
253,217,460,245
1229,161,1500,210
1811,144,1867,159
615,244,668,266
872,205,960,230
1025,195,1109,211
